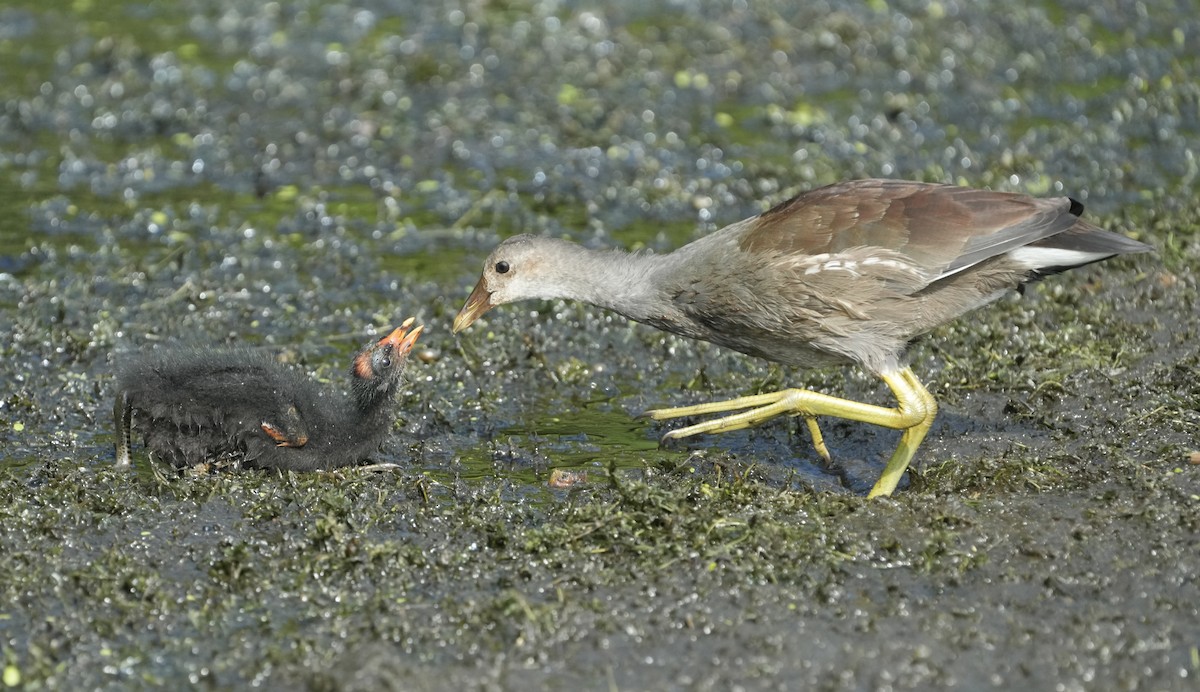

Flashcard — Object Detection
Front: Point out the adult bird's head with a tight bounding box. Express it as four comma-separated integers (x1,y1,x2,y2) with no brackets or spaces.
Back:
453,234,569,333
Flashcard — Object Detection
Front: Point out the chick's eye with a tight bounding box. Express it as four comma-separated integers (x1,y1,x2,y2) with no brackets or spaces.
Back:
495,261,510,274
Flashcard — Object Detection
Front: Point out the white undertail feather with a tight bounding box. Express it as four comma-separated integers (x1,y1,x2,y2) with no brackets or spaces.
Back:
1008,246,1115,270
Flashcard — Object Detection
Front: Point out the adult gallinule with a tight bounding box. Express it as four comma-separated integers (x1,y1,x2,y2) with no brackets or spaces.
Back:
114,318,423,471
453,179,1151,497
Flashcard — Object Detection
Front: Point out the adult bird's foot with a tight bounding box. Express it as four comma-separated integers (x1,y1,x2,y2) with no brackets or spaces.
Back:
646,390,834,462
643,367,937,498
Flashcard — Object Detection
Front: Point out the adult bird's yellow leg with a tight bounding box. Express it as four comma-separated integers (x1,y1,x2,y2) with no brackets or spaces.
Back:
867,368,938,498
646,366,938,497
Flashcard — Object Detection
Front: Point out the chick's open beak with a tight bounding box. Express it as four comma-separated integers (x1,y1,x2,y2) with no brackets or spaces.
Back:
452,277,493,333
381,317,424,356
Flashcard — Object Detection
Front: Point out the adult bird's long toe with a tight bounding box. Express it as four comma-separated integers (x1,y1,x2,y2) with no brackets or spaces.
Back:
453,179,1151,497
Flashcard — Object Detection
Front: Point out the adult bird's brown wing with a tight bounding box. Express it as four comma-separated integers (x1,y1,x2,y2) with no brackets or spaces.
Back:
740,179,1082,280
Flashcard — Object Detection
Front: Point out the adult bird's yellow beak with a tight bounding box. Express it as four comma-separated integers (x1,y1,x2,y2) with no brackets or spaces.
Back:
452,277,493,333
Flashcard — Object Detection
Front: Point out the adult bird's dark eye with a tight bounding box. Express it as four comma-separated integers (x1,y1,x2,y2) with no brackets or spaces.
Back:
495,261,510,274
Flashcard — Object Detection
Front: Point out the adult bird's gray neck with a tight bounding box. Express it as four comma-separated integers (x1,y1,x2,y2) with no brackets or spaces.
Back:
535,240,683,326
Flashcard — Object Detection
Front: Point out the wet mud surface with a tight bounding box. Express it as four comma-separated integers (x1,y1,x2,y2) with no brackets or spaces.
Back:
0,1,1197,689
